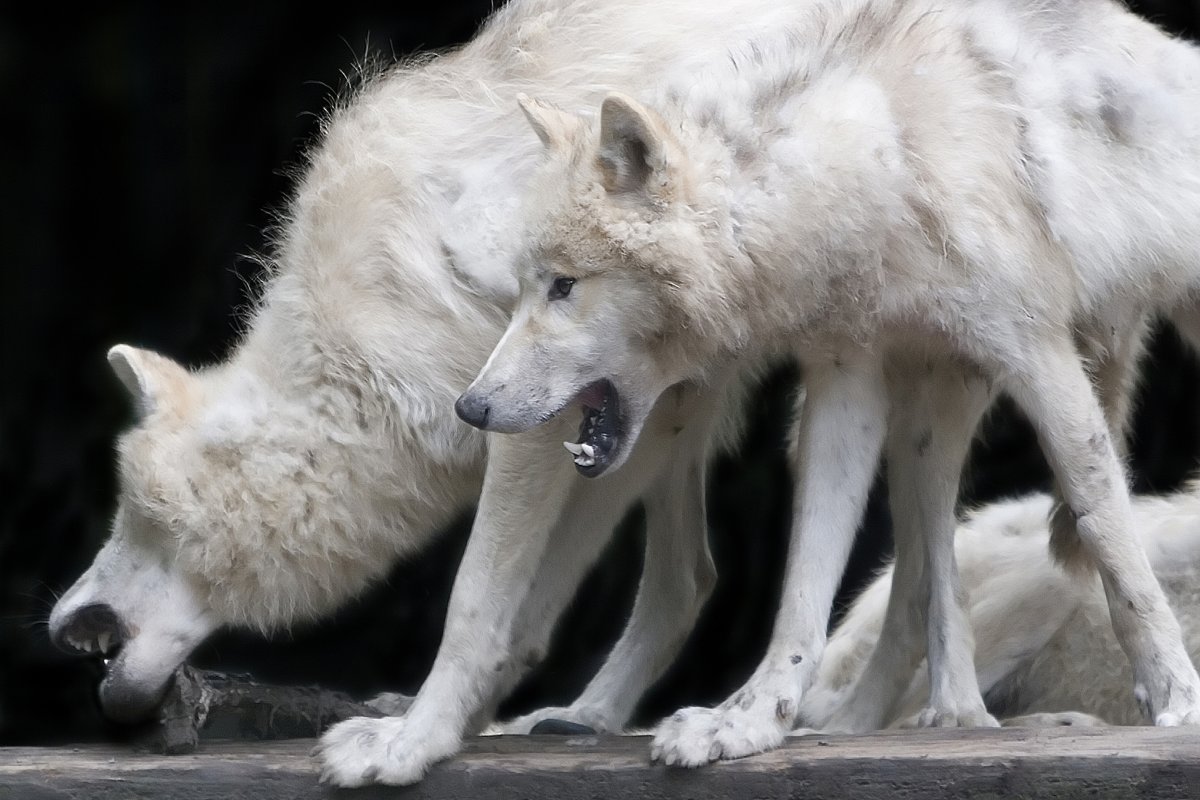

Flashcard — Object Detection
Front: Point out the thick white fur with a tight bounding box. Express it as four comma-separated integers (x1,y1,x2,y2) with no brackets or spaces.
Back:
47,0,811,785
48,0,1200,786
468,0,1200,769
805,485,1200,730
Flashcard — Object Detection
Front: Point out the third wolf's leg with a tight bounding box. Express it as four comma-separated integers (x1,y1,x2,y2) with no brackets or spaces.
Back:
651,356,888,766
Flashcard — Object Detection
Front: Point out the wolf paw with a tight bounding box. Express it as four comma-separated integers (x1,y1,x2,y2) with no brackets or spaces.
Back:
1154,707,1200,727
1134,672,1200,726
650,707,725,767
651,687,796,767
315,715,459,787
909,704,999,729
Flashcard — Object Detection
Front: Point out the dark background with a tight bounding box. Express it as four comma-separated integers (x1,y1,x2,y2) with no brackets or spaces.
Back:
2,1,1199,746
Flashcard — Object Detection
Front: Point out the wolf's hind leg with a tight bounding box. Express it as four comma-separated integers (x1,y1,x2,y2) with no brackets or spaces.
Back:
1051,311,1151,572
1005,334,1200,727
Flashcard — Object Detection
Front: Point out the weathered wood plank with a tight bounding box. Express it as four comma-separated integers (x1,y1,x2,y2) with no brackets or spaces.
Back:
3,727,1200,799
148,667,387,754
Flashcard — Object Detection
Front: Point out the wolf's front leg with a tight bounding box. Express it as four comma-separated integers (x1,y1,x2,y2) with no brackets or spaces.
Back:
501,453,716,734
651,357,888,766
500,382,727,735
316,428,581,787
318,400,703,785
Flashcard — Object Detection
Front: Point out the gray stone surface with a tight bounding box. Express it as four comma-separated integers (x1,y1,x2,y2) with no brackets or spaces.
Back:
4,727,1200,799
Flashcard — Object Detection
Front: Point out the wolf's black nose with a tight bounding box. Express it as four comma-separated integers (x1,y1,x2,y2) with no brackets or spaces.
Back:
455,392,491,429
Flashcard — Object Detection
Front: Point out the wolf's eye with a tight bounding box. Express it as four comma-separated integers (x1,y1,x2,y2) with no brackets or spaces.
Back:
548,276,576,300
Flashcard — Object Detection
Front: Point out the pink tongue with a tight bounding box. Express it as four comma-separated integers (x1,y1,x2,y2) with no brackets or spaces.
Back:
576,382,606,409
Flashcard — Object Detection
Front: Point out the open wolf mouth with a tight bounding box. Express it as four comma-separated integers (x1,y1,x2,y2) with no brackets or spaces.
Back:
58,618,167,722
562,379,622,477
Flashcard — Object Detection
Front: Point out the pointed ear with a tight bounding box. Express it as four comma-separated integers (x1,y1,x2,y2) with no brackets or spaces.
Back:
517,93,582,151
107,345,190,418
597,92,673,196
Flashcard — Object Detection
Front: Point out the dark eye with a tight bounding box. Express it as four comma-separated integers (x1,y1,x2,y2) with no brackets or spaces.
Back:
548,276,576,300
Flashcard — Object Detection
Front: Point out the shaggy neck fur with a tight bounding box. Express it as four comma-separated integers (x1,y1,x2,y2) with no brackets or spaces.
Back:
551,9,936,379
554,0,1194,379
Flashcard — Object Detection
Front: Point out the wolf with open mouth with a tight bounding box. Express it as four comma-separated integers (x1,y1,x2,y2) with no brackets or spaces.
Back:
462,0,1200,768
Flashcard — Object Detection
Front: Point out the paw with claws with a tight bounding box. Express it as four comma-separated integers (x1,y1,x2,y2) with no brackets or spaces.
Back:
651,676,800,767
315,715,459,787
911,704,1000,729
1154,708,1200,726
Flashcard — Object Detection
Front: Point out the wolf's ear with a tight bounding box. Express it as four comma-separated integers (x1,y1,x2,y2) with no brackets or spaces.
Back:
517,94,582,151
598,92,674,196
107,345,191,418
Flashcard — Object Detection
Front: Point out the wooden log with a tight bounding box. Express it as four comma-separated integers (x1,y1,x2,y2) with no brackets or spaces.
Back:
144,667,391,754
4,726,1200,799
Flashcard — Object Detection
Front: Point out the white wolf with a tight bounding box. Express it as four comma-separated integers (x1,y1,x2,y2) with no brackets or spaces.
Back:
462,0,1200,769
48,0,1200,787
47,0,800,778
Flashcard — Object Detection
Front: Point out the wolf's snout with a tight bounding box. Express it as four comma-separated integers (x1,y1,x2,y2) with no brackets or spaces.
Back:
455,391,492,429
53,602,126,657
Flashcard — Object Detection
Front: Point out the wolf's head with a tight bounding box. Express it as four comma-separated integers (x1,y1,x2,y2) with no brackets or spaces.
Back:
48,347,220,721
48,344,407,722
458,93,741,477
